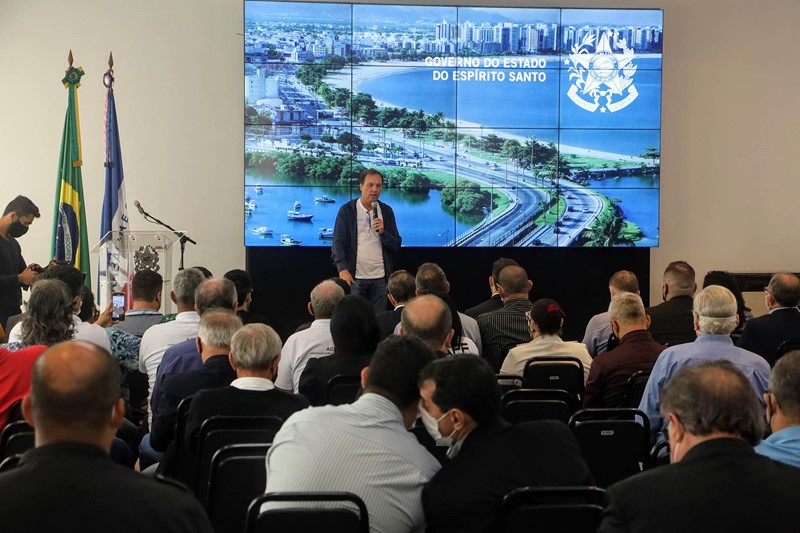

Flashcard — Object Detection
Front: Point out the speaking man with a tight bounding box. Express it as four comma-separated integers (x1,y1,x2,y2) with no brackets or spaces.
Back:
332,168,401,313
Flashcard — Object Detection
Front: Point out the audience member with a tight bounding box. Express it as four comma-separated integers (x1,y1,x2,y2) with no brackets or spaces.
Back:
500,298,592,381
7,264,111,352
413,263,482,352
0,279,74,427
420,356,592,533
223,268,271,326
598,361,800,533
476,265,533,372
737,272,800,366
78,284,100,323
293,276,351,333
266,335,440,533
756,350,800,467
582,270,640,357
646,260,697,346
114,270,164,337
147,310,240,466
275,279,343,393
464,257,519,319
639,285,770,444
184,323,308,451
376,269,415,339
139,267,206,423
703,270,750,336
584,293,666,408
0,340,213,533
299,295,379,405
400,294,453,356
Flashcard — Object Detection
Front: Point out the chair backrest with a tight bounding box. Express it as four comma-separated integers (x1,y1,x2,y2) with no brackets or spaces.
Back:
0,421,34,460
172,395,195,486
624,371,651,408
496,374,524,395
207,443,271,533
523,357,585,403
568,408,650,487
648,440,670,469
0,453,22,472
196,416,283,503
502,486,607,533
246,491,370,533
777,340,800,359
501,389,575,424
4,398,24,425
323,375,362,406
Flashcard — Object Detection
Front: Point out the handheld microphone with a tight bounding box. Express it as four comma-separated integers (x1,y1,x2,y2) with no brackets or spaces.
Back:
133,200,145,216
371,201,378,232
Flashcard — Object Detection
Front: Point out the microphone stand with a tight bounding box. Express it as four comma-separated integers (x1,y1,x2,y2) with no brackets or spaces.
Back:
137,205,196,271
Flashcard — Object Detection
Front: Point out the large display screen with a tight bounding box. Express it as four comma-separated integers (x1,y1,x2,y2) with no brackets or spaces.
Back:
244,3,662,247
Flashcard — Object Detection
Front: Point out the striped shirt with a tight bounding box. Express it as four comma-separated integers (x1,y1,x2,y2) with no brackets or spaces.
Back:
265,393,441,533
477,298,533,372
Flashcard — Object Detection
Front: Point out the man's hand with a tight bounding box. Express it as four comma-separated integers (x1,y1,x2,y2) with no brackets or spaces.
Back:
339,269,355,285
18,267,37,286
95,301,118,327
372,217,384,234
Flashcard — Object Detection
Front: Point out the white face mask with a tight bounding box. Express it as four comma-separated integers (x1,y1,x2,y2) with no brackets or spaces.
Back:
418,400,455,447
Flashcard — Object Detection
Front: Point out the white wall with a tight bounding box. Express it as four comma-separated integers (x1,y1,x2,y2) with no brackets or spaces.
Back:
2,0,798,307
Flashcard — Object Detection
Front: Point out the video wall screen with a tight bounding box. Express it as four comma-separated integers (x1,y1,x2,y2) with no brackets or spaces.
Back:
244,3,662,247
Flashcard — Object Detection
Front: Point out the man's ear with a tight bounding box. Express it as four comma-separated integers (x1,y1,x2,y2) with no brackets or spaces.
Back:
170,291,177,305
22,395,35,428
445,328,455,348
360,367,369,389
692,312,699,331
307,302,314,317
488,276,495,291
196,337,203,354
444,281,451,294
667,412,685,443
645,314,652,329
111,398,125,429
228,351,237,371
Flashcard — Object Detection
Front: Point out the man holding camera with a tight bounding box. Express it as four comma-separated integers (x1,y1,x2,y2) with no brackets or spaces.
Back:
0,195,41,331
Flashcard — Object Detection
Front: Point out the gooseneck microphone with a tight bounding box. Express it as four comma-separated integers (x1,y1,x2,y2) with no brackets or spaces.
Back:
133,200,145,216
371,201,379,232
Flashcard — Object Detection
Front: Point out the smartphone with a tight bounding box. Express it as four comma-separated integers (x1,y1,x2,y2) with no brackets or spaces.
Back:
112,292,126,321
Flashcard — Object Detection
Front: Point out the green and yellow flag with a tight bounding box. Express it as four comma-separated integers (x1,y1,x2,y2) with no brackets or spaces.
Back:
52,51,90,284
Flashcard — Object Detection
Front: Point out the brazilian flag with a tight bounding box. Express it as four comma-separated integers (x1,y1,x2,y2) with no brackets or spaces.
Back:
52,57,90,285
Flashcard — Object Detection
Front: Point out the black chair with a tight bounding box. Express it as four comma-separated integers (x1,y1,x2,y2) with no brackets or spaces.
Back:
322,375,362,406
501,389,575,424
502,486,607,533
0,421,34,460
523,357,585,403
777,340,800,361
496,374,524,395
568,408,650,487
206,443,271,533
171,395,195,485
0,454,22,472
623,371,651,408
648,440,670,469
245,491,370,533
4,398,24,425
195,416,283,503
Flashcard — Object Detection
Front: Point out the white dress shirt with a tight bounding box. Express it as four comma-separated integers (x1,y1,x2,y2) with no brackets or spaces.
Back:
275,319,334,393
501,334,593,381
266,393,441,533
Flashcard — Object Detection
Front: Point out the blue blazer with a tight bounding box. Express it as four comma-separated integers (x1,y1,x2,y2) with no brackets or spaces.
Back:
331,199,401,277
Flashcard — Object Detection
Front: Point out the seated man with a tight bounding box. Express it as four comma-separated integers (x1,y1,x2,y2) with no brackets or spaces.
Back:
756,350,800,467
464,257,518,319
737,272,800,366
113,269,164,337
582,270,640,357
376,269,415,340
149,310,240,455
599,361,800,532
223,268,272,326
638,285,770,444
266,335,440,533
646,260,697,346
184,323,308,451
420,356,592,533
400,294,454,357
584,293,666,408
0,340,213,532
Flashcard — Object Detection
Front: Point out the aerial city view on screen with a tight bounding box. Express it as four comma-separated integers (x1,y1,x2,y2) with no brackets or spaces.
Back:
243,3,663,247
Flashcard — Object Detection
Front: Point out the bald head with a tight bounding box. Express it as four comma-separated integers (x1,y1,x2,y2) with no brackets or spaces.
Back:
767,272,800,308
609,270,639,295
310,279,345,319
496,265,531,298
663,260,696,298
401,294,453,351
195,278,238,314
25,341,121,446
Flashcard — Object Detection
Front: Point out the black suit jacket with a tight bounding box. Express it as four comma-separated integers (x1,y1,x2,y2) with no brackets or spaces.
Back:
0,442,213,533
598,438,800,533
645,295,695,346
422,418,593,533
736,307,800,366
465,294,503,319
150,354,236,451
184,385,309,451
298,352,371,406
376,306,403,340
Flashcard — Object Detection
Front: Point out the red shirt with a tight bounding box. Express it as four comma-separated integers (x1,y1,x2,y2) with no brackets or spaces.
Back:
0,345,46,428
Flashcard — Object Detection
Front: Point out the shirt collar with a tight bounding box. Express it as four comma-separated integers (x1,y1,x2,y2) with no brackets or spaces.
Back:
175,311,200,322
231,376,275,391
770,306,800,314
310,319,331,328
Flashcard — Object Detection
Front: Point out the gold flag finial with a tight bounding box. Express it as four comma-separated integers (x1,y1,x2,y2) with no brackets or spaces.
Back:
108,52,114,69
68,50,74,67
